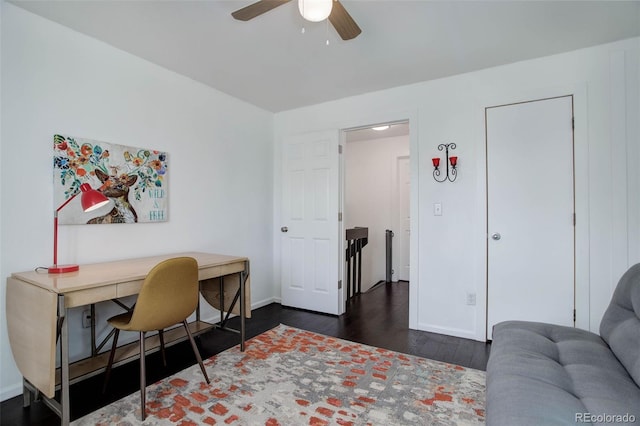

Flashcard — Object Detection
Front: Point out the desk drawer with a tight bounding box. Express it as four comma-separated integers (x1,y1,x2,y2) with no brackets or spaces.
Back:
65,286,118,308
64,262,246,306
199,262,245,280
116,279,145,298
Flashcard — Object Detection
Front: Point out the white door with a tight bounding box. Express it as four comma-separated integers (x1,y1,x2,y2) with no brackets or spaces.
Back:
281,131,340,314
486,96,575,337
397,156,411,281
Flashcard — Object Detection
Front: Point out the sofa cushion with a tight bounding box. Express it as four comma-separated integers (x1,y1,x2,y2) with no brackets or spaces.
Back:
487,321,640,425
599,263,640,387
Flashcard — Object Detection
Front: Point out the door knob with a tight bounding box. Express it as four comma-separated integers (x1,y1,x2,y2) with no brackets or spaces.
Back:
281,226,288,233
491,233,501,240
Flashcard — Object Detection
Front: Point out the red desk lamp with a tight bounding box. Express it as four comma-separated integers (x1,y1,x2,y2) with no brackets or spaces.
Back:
49,183,110,274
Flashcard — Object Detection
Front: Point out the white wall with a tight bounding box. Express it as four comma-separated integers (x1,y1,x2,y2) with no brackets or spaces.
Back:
345,135,409,290
0,3,274,401
274,37,640,341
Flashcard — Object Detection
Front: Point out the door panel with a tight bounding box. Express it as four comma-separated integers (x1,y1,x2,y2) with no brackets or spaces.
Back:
281,131,340,314
486,96,575,337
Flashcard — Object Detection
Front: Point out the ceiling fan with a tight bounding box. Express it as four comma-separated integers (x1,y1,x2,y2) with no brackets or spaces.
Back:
231,0,362,40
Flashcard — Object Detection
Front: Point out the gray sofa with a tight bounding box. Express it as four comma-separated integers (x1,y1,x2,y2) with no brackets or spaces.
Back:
486,263,640,425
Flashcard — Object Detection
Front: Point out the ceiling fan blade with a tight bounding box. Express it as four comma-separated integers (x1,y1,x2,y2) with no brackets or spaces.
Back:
329,0,361,40
232,0,292,21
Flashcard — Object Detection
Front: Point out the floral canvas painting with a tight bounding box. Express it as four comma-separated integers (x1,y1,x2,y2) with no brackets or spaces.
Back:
53,134,168,225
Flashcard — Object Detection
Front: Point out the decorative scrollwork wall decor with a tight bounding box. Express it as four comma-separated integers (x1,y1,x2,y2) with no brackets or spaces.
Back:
432,143,458,183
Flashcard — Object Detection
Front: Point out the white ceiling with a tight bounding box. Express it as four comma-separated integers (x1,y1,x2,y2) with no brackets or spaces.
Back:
9,0,640,113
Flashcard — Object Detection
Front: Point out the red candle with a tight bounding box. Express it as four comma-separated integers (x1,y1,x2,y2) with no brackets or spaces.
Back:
449,156,458,166
432,158,440,167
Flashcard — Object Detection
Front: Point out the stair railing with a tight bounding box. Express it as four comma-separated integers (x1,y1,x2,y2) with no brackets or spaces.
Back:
345,227,368,302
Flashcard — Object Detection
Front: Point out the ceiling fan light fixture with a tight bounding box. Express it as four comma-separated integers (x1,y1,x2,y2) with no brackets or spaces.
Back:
298,0,333,22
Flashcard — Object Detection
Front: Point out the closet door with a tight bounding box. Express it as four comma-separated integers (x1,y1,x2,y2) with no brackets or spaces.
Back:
486,96,575,337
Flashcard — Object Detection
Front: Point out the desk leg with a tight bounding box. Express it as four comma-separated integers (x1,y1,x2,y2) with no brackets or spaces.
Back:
219,277,225,325
90,304,96,357
59,295,70,426
196,281,201,323
22,378,32,407
240,261,249,352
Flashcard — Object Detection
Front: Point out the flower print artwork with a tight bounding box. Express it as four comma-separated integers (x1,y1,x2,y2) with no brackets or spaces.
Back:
53,134,168,224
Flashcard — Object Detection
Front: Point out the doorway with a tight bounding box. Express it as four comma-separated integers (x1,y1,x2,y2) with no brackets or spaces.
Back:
278,120,414,318
485,96,575,337
343,122,410,295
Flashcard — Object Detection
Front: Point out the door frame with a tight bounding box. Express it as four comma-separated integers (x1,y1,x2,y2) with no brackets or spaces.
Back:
480,85,590,339
395,155,411,282
338,110,419,325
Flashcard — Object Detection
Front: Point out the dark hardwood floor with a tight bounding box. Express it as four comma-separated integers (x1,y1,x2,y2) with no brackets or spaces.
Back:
0,281,490,425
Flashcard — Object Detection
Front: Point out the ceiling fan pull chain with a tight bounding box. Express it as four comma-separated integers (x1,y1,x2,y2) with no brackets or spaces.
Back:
325,18,329,45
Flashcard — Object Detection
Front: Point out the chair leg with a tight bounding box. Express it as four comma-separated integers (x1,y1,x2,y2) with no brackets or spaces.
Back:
102,328,120,394
139,331,147,421
183,320,210,384
158,329,167,367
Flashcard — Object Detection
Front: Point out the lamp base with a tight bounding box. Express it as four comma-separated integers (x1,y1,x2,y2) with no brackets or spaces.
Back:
48,264,80,274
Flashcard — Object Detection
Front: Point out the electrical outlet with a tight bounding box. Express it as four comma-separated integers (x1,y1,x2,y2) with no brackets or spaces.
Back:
82,309,92,328
466,293,476,306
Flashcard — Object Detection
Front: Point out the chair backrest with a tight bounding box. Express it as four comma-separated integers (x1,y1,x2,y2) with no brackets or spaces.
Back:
128,257,199,332
599,263,640,386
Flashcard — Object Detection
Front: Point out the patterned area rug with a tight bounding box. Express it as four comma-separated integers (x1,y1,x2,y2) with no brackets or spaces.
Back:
73,325,485,425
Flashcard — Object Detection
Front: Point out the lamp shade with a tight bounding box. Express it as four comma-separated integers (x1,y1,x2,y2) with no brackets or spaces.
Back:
80,183,109,212
298,0,333,22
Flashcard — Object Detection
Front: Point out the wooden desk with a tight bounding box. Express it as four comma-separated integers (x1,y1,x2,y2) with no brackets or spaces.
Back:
6,252,250,425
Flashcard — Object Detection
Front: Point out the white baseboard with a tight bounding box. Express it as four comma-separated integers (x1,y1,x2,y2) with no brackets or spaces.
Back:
1,382,23,402
251,296,279,310
417,322,484,342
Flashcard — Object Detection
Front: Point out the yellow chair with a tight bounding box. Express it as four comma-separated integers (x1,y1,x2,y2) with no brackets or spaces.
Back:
103,257,210,420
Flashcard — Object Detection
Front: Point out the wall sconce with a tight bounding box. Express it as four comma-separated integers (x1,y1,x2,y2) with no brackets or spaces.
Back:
432,143,458,182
